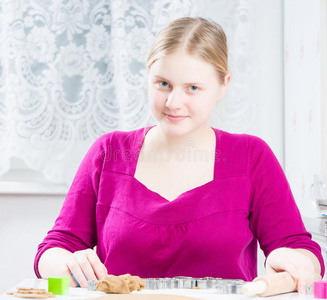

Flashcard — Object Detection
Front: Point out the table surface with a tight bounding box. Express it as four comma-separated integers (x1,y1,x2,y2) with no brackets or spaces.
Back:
0,278,316,300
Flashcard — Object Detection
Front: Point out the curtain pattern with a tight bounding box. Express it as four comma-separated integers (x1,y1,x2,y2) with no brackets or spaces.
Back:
0,0,197,183
0,0,255,185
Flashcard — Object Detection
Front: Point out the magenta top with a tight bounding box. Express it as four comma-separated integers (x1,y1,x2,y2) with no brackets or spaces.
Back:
34,127,325,280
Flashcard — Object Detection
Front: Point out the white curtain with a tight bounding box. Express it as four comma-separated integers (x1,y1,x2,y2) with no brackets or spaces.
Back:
0,0,258,185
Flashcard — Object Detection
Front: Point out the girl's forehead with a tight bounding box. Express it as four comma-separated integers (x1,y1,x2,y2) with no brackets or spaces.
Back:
154,51,211,68
149,51,218,81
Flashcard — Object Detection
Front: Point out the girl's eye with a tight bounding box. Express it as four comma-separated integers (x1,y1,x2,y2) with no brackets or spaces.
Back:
159,81,169,88
189,86,198,92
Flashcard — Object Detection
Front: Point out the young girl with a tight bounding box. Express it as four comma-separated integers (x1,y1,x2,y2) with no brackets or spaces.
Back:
35,17,324,294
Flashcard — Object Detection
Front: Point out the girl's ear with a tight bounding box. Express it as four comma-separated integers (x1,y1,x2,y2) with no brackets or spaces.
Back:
218,74,231,101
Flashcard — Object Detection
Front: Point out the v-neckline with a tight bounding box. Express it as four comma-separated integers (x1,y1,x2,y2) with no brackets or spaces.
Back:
131,126,219,202
132,176,217,203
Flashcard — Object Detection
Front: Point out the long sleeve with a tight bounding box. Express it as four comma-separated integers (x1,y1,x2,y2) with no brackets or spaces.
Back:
34,134,107,278
247,135,325,277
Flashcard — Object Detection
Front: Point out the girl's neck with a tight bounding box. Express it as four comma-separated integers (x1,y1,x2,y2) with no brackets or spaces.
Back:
146,124,214,152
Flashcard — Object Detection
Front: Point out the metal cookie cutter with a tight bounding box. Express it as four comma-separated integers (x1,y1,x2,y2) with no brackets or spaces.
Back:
144,278,161,290
145,277,196,290
174,277,196,289
196,277,218,289
216,279,246,294
87,280,98,291
144,278,171,289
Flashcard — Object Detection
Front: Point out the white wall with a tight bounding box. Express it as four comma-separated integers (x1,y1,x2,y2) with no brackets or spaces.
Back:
252,0,284,164
284,0,325,217
0,195,64,293
321,0,327,176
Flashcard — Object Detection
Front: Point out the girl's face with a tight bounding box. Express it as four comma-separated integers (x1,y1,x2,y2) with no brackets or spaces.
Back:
148,50,229,137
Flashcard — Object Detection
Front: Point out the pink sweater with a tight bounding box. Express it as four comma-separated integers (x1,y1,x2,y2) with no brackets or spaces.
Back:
34,127,325,280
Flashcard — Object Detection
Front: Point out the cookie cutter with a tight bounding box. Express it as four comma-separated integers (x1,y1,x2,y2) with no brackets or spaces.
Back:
87,280,98,291
215,279,246,294
144,277,196,289
196,277,218,289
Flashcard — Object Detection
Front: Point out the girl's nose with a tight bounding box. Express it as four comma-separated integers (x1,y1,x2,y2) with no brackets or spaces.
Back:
166,89,184,110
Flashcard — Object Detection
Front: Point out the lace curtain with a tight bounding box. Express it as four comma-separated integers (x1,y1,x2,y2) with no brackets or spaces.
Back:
0,0,256,185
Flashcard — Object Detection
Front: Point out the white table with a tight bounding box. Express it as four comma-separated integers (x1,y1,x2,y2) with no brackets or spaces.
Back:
0,279,315,300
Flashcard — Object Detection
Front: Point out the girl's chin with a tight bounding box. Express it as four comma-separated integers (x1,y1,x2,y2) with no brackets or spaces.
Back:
157,119,211,138
159,123,192,136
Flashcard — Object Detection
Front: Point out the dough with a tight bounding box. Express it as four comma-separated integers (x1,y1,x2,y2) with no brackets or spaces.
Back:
96,274,146,294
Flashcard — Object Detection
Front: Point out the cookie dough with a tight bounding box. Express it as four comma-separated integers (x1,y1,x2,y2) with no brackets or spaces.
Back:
96,274,146,294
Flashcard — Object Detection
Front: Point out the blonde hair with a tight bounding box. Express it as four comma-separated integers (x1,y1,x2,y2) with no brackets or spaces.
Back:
147,17,228,84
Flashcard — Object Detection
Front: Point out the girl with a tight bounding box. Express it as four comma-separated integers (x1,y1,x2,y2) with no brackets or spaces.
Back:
35,17,324,294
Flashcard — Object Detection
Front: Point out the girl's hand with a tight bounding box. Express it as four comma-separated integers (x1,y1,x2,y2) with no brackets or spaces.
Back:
38,247,107,288
266,248,318,294
66,248,108,287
